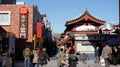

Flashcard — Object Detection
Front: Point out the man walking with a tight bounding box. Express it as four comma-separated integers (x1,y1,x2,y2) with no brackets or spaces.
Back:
23,46,31,67
56,48,66,67
102,42,112,67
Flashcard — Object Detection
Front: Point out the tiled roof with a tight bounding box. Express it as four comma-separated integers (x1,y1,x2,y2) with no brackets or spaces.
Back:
66,9,105,25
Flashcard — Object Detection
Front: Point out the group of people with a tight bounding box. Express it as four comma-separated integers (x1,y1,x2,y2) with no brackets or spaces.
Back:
23,46,50,67
95,42,120,67
56,47,79,67
23,42,120,67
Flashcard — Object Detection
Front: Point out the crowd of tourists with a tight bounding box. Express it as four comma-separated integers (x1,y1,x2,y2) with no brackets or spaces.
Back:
1,42,120,67
94,42,120,67
23,46,50,67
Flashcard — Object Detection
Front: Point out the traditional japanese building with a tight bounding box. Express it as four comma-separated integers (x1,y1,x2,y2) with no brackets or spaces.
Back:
58,10,119,59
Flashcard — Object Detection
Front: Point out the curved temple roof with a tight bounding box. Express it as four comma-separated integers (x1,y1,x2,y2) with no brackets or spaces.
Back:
66,9,105,26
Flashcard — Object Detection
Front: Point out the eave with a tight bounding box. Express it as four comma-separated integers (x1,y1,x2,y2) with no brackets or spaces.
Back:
66,10,105,26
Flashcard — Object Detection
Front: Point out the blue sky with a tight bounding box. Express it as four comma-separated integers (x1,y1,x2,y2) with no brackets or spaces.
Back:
17,0,119,33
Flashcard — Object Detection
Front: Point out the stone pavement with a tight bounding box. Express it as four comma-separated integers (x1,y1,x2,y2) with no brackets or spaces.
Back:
15,59,120,67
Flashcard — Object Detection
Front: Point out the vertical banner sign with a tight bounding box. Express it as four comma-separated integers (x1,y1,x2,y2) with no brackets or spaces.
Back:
9,35,15,54
37,22,42,38
19,6,28,39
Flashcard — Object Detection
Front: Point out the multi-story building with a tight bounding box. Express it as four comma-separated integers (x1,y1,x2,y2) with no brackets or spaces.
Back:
0,2,42,60
41,13,53,56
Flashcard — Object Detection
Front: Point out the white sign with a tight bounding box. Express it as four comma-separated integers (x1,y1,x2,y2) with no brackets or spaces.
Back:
76,25,95,31
20,14,27,39
76,43,94,53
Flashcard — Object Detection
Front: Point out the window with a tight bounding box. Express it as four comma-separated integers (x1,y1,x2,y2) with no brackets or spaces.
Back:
0,11,11,25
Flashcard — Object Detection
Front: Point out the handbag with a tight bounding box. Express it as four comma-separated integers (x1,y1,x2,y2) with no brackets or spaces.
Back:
108,54,112,60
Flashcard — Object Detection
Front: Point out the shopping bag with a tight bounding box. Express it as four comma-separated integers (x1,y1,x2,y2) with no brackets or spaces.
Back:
100,57,105,66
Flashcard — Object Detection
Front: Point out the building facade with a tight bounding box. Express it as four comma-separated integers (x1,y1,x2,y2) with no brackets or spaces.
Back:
58,10,119,59
0,3,42,60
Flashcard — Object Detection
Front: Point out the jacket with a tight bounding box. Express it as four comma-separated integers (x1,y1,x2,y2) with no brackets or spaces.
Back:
32,50,39,63
56,51,66,66
39,51,50,65
102,45,112,58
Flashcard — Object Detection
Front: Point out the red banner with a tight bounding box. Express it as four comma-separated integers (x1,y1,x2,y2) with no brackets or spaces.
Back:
37,22,42,38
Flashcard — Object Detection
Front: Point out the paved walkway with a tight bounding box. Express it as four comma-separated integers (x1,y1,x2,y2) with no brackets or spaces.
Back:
15,59,120,67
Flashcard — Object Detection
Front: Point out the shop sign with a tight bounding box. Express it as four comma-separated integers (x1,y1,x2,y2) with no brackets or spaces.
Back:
20,6,28,14
9,35,15,54
37,22,42,38
19,6,28,39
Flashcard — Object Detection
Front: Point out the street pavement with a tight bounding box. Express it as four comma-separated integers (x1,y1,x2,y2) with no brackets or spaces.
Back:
15,59,120,67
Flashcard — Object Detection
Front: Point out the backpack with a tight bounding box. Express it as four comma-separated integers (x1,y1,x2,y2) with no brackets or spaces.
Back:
39,53,46,61
24,48,31,57
69,55,78,61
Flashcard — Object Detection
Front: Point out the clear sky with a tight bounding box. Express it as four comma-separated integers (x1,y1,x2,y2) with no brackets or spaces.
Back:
17,0,119,33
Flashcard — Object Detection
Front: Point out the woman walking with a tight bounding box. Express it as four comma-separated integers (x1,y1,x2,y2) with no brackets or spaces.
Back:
68,48,78,67
32,48,39,67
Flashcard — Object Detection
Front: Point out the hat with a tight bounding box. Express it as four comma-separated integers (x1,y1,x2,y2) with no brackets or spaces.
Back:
42,48,46,51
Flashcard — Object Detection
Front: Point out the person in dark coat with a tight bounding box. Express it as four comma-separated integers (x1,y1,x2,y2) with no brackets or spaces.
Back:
112,46,118,65
80,53,88,64
68,48,78,67
39,48,50,67
118,46,120,64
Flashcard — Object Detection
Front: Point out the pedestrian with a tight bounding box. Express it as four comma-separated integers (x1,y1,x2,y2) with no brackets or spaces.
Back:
32,48,39,67
56,48,66,67
0,45,2,67
23,46,32,67
80,53,87,64
112,46,119,65
2,50,8,67
39,48,50,67
76,52,80,61
118,46,120,64
94,47,100,63
68,51,78,67
101,42,112,67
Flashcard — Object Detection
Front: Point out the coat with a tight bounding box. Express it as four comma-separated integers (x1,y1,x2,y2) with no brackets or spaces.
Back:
102,45,112,59
39,51,50,65
68,54,78,67
32,50,39,63
56,51,66,66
